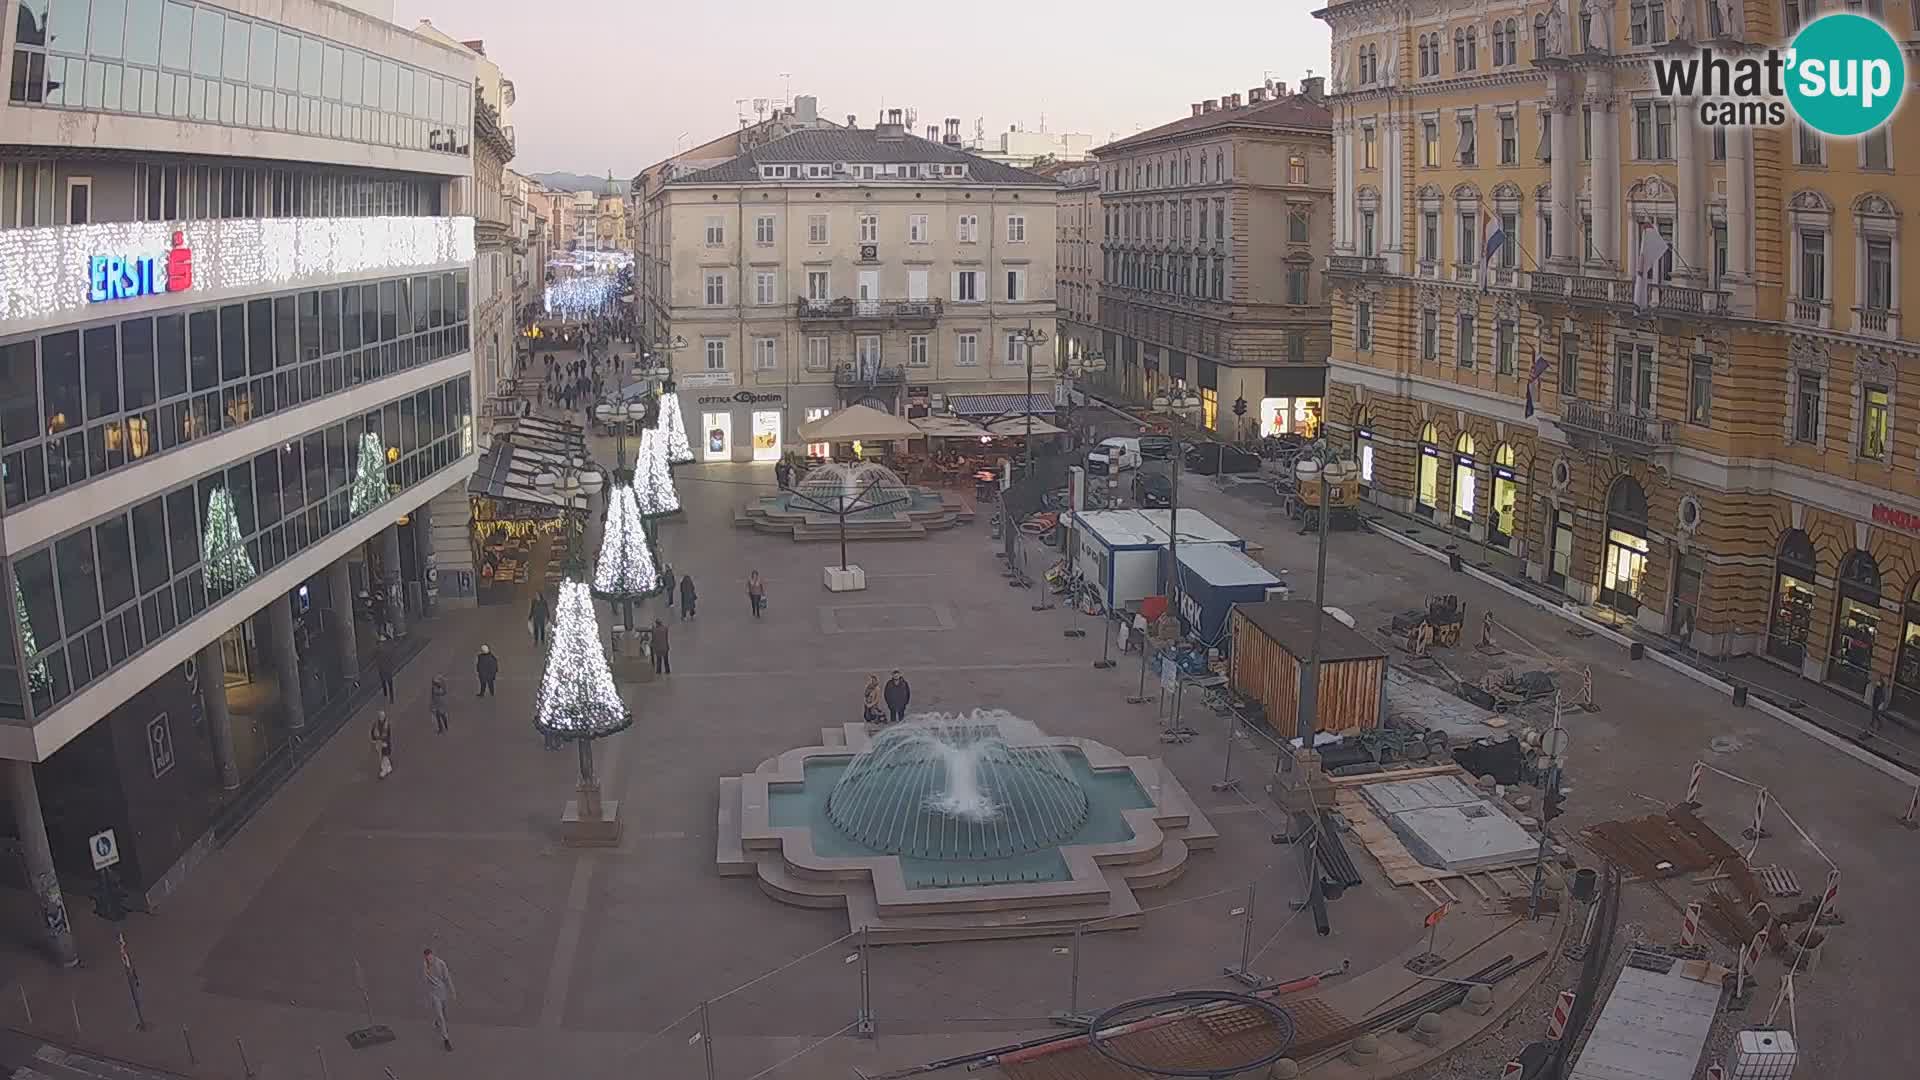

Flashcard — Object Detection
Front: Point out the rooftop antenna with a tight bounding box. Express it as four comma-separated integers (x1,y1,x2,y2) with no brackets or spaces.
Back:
753,97,769,121
974,117,985,146
1039,112,1047,133
778,71,792,107
904,106,917,130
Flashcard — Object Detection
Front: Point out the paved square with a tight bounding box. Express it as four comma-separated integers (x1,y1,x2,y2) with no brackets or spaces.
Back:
818,602,956,634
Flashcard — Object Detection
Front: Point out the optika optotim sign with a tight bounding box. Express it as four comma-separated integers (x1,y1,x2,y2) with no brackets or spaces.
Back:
1649,13,1907,137
88,231,193,303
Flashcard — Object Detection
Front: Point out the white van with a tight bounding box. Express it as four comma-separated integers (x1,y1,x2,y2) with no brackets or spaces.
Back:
1086,437,1143,475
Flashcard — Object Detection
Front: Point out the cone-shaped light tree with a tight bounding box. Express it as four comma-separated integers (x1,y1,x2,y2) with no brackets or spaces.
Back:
202,486,257,592
535,580,632,836
592,484,663,628
655,382,695,465
348,432,389,517
633,421,681,518
13,578,49,693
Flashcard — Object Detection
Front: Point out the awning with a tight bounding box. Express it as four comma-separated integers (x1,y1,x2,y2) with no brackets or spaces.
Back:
984,416,1066,438
947,393,1056,418
797,404,923,443
493,415,588,457
1260,365,1329,398
911,415,989,439
466,438,594,516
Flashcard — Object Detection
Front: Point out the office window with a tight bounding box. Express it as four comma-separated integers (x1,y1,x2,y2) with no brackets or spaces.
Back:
1423,119,1440,166
1496,320,1516,374
1499,213,1518,268
909,214,928,242
755,271,777,306
1421,310,1439,360
805,336,830,371
806,270,829,301
1613,342,1655,414
1287,205,1312,244
956,333,979,366
1559,331,1579,395
1799,229,1826,300
858,214,878,243
1287,267,1308,304
957,214,977,242
955,271,981,302
1005,269,1026,301
703,272,726,306
754,214,775,244
1288,154,1307,184
1356,301,1373,350
1500,116,1518,164
1008,215,1026,242
704,216,724,246
1797,123,1824,165
807,214,828,243
908,334,929,367
1865,237,1894,311
1458,211,1478,266
1457,311,1476,368
1004,333,1029,367
704,339,726,371
1861,385,1890,459
1688,358,1713,424
1794,372,1822,441
753,337,776,372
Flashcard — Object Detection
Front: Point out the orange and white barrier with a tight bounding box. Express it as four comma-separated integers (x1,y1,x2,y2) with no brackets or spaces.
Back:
1686,762,1705,804
1903,783,1919,827
1547,988,1575,1040
1680,901,1702,948
1501,1063,1524,1078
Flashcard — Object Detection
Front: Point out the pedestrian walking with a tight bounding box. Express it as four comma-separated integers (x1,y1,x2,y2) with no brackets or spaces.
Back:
661,564,677,604
774,460,791,491
370,710,393,779
422,948,456,1051
679,574,697,620
884,670,912,724
430,675,449,734
376,646,396,702
475,644,498,697
863,674,885,725
651,618,671,675
747,570,767,618
529,591,550,645
1869,676,1888,733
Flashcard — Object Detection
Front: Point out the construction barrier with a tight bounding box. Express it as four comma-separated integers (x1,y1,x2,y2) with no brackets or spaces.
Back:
1904,783,1920,828
1547,988,1575,1040
1680,901,1702,948
1501,1062,1525,1078
1687,762,1706,804
1706,1064,1724,1080
1820,869,1839,914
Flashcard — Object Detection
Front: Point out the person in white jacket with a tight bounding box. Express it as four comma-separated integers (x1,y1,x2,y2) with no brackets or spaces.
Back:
422,948,456,1051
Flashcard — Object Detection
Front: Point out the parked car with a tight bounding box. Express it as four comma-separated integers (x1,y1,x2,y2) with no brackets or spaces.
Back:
1184,441,1262,475
1137,435,1176,461
1133,469,1173,508
1086,437,1143,475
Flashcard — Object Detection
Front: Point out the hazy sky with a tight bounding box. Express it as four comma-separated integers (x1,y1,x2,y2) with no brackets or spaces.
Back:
393,0,1330,178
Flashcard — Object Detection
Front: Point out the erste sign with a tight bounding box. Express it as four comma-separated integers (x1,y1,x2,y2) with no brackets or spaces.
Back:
88,230,193,304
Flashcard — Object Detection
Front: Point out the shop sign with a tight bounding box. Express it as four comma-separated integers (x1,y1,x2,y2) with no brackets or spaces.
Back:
697,390,784,405
89,231,193,304
1872,503,1920,533
147,714,175,779
678,371,736,389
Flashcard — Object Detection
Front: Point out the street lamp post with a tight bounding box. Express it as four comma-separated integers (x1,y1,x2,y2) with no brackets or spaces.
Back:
1009,325,1051,477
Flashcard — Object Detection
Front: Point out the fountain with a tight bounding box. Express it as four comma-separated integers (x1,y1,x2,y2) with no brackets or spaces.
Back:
717,710,1219,943
735,461,972,541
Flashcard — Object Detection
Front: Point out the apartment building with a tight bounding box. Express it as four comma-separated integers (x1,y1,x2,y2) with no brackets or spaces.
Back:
1317,1,1920,707
649,113,1058,461
0,0,479,959
1090,81,1334,442
1043,162,1103,367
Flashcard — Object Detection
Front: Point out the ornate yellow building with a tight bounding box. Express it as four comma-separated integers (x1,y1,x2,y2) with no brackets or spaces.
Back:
1318,0,1920,709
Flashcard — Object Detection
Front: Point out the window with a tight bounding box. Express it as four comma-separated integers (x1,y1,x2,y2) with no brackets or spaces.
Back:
1784,0,1803,32
1799,228,1826,300
1797,123,1824,166
66,177,91,225
704,339,726,371
1582,105,1593,160
1004,333,1030,367
1288,205,1311,243
909,213,928,242
1689,357,1712,424
755,272,777,306
1559,331,1579,395
1500,115,1517,164
1288,155,1307,184
908,334,929,367
1286,267,1308,304
1861,385,1890,459
1362,125,1377,168
1458,211,1478,266
1455,27,1467,70
807,214,828,243
1008,215,1026,242
957,214,978,242
703,272,726,306
1713,126,1727,161
805,336,830,371
704,216,724,246
753,337,776,372
1496,320,1517,374
1613,342,1655,414
1534,13,1548,57
1499,212,1518,268
1713,222,1729,284
1361,210,1377,256
1456,311,1476,368
1794,371,1822,441
1583,213,1595,262
1422,211,1440,262
754,214,775,244
1493,20,1508,65
1458,116,1476,165
1865,237,1894,311
1005,269,1026,301
859,214,878,243
806,270,829,302
955,271,981,302
1423,119,1440,166
1863,130,1890,170
956,333,979,366
1421,309,1439,360
1356,300,1374,350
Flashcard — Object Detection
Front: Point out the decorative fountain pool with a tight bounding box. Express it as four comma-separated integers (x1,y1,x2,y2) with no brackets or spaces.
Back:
734,462,972,541
718,710,1217,942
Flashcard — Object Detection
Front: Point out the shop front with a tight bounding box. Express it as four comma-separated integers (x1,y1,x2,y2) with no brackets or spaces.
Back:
1450,434,1477,532
1598,477,1651,616
1489,446,1519,549
1894,579,1920,714
1416,423,1440,516
692,389,787,464
1767,529,1818,666
1828,550,1883,694
1352,414,1375,493
1256,365,1325,440
464,435,592,605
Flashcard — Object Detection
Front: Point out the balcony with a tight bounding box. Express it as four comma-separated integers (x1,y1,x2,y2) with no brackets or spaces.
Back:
833,363,908,389
1853,305,1901,338
1560,399,1676,456
795,298,943,328
1789,297,1831,328
1327,254,1386,276
1525,271,1730,318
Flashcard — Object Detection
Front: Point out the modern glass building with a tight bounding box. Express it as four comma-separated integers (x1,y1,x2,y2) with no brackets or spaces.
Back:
0,0,479,964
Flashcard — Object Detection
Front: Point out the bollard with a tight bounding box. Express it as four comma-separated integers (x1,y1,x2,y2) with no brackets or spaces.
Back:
1269,1058,1300,1079
1680,901,1703,948
1463,984,1494,1016
856,925,875,1038
1345,1032,1380,1065
1413,1012,1444,1046
1546,989,1575,1040
182,1027,197,1066
699,1001,715,1080
235,1037,255,1080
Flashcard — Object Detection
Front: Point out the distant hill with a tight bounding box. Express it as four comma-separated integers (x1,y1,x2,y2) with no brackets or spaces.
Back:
528,171,626,194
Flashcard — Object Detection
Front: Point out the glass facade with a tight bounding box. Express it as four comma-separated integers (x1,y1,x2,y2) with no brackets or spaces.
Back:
3,372,473,722
0,269,470,511
9,0,473,157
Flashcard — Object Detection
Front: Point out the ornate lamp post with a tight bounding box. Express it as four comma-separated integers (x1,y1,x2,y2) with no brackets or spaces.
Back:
1009,325,1051,475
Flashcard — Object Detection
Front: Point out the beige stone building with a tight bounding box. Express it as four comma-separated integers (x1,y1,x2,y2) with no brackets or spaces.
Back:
1317,0,1920,709
1043,162,1103,368
1089,80,1334,441
650,113,1059,462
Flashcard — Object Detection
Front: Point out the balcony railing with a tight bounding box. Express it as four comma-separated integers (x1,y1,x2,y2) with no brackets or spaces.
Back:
1525,271,1730,317
1560,398,1676,454
1327,254,1386,275
1789,297,1831,328
833,363,908,388
796,298,943,323
1853,305,1899,337
1569,275,1623,304
1528,270,1569,300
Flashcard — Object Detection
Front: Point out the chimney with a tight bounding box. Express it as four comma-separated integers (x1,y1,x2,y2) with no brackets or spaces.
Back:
1202,99,1216,114
847,113,858,127
1231,93,1243,108
1192,103,1204,117
794,94,817,123
927,125,939,141
877,108,906,139
944,117,963,146
1249,87,1267,104
1300,76,1324,101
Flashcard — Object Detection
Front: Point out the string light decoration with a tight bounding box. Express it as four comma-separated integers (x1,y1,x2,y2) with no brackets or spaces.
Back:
201,486,257,591
543,275,622,320
533,580,632,742
633,421,682,517
14,578,49,693
349,432,389,517
0,216,474,325
655,383,695,465
592,485,664,600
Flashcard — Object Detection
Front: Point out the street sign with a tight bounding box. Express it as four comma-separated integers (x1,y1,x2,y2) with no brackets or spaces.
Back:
89,829,120,871
1541,726,1570,764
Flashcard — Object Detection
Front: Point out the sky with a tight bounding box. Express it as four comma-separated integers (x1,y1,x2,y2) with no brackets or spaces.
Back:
391,0,1331,179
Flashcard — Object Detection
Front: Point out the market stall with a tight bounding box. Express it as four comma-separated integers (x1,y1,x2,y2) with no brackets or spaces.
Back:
466,436,595,605
1228,598,1387,736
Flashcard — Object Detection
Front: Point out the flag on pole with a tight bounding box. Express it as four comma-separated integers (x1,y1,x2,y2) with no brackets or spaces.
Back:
1481,214,1506,292
1633,224,1671,309
1524,348,1549,418
1425,902,1451,928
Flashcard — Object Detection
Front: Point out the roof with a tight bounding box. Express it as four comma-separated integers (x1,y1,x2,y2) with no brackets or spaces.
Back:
1233,599,1386,662
670,128,1057,187
947,393,1056,418
1131,509,1242,546
1095,95,1331,156
1070,509,1242,549
795,404,923,442
1174,545,1280,589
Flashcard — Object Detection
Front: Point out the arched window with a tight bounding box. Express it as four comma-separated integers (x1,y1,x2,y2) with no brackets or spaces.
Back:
1454,28,1467,71
1534,14,1548,58
1490,444,1518,544
1600,477,1650,614
1492,21,1506,65
1452,434,1478,523
1893,577,1920,710
1831,550,1884,691
1466,27,1478,69
1418,422,1441,512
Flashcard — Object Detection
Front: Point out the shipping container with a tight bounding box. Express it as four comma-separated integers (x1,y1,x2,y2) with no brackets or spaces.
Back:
1068,509,1245,612
1171,545,1282,648
1228,599,1387,735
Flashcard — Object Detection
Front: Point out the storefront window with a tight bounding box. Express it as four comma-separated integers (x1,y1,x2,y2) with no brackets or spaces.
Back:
702,412,733,461
1894,579,1920,713
1829,550,1882,693
1260,396,1325,438
1769,530,1817,665
1200,387,1218,430
1671,553,1704,641
1452,434,1476,525
1599,477,1649,615
804,407,831,459
1489,444,1517,547
1354,423,1373,489
1549,508,1573,588
751,410,781,462
1417,422,1439,512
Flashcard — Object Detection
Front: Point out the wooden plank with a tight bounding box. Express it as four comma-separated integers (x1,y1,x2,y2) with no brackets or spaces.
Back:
1413,880,1441,906
1460,873,1491,901
1327,763,1465,787
1434,878,1461,904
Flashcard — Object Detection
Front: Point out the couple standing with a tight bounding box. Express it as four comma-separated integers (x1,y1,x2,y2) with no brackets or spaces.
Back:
863,670,912,725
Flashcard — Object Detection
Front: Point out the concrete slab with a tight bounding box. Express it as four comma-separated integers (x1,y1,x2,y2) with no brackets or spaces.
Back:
1385,668,1507,743
1569,953,1723,1080
1387,803,1538,872
1360,774,1485,816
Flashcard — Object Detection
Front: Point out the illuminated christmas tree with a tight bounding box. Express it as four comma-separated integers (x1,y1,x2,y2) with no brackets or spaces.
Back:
592,484,664,625
201,486,256,591
533,581,631,742
655,383,695,465
348,432,389,517
14,578,48,693
634,422,681,518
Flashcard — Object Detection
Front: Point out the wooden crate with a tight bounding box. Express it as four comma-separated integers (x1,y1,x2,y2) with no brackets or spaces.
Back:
1229,600,1387,734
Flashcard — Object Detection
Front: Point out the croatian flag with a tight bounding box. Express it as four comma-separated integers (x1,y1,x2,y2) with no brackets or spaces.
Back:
1523,349,1549,418
1480,215,1506,291
1633,224,1671,310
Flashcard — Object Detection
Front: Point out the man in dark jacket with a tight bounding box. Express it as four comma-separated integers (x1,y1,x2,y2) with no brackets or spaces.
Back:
679,574,697,620
376,646,396,702
883,670,911,724
529,592,550,645
475,645,498,697
651,618,671,675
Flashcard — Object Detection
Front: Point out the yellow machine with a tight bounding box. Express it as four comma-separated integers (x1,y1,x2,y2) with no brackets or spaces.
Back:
1291,455,1362,533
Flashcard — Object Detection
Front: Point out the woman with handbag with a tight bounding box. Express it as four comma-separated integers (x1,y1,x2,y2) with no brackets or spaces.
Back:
371,710,394,779
863,674,885,725
747,570,767,619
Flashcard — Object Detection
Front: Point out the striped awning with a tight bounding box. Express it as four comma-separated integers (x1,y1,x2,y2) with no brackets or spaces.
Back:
946,393,1057,418
467,438,594,516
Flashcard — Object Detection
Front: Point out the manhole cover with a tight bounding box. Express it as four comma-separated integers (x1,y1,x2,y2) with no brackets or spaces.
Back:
1709,735,1743,754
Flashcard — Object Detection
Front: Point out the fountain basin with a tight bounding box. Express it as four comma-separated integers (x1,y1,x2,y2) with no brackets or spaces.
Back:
734,462,973,541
